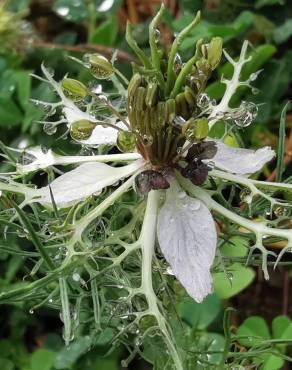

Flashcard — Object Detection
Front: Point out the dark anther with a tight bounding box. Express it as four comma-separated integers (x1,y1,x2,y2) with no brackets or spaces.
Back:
181,161,209,186
135,170,170,194
186,141,217,162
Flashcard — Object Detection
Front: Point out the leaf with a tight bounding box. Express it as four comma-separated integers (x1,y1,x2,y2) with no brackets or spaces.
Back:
255,0,284,8
273,19,292,43
220,236,249,257
54,336,92,369
178,293,221,330
91,16,118,46
276,101,290,182
157,181,217,303
261,353,284,370
213,263,255,299
0,97,23,127
272,315,292,340
237,316,270,347
37,161,140,208
30,349,55,370
0,358,14,370
197,333,225,365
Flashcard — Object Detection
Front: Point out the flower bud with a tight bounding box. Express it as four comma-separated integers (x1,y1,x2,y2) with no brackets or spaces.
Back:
117,130,136,152
207,37,223,70
70,120,96,141
184,118,209,141
61,78,88,101
88,54,114,79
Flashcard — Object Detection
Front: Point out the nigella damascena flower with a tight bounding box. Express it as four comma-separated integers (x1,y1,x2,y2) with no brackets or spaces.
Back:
15,14,276,303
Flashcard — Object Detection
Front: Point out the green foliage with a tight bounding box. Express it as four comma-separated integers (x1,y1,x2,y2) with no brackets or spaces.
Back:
0,0,292,369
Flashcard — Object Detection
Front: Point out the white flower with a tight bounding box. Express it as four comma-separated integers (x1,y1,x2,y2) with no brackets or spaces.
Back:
19,138,274,302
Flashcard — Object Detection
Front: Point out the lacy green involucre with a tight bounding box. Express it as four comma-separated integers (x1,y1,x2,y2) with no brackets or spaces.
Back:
1,5,292,370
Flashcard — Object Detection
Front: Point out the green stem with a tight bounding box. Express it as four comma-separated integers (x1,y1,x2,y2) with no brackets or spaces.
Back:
149,3,165,71
126,22,152,68
165,11,201,96
86,0,97,43
140,191,183,370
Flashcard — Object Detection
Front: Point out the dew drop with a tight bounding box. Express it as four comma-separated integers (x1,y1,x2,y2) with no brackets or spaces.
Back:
72,273,80,282
29,309,34,314
43,122,57,135
178,191,186,200
154,28,160,43
197,93,211,109
189,201,200,211
173,53,182,73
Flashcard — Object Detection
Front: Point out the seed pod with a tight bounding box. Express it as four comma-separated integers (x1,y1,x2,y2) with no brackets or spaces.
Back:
207,37,223,70
145,82,158,107
128,73,142,102
165,99,176,122
61,78,88,101
117,130,136,152
70,120,96,141
88,54,114,79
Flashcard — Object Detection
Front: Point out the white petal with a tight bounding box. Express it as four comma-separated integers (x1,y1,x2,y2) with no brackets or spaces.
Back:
63,107,127,146
36,160,141,208
97,0,114,12
157,182,217,303
211,141,275,175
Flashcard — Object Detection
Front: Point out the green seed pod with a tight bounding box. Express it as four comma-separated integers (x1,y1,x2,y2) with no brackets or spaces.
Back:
207,37,223,70
88,54,114,79
117,130,136,152
145,82,158,107
165,99,176,122
70,120,96,141
61,78,88,101
128,73,142,101
184,117,209,141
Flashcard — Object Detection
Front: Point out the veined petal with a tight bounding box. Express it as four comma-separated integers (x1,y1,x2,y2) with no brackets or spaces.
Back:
35,160,142,208
211,141,275,175
157,181,217,303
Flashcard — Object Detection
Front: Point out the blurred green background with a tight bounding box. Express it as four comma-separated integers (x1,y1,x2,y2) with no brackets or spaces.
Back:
0,0,291,369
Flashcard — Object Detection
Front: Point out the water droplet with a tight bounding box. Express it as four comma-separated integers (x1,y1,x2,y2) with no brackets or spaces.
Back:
178,191,186,200
173,53,182,74
172,115,185,127
56,6,69,17
142,134,153,147
29,309,34,314
197,93,211,110
154,28,160,43
43,122,57,135
72,273,80,282
251,87,259,95
49,298,53,303
189,201,200,211
227,272,233,281
207,161,215,170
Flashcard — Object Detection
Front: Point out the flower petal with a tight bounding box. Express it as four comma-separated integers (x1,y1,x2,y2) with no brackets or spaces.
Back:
36,160,142,208
157,181,217,303
211,141,275,175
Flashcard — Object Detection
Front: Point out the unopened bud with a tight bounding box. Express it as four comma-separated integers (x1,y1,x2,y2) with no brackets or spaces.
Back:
70,119,96,140
207,37,223,70
88,54,114,79
61,78,88,101
117,130,136,152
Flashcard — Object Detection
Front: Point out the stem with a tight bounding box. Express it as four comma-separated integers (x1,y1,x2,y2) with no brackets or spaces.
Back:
149,3,165,71
165,11,201,96
73,173,138,241
140,191,183,370
85,0,97,43
126,22,152,68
